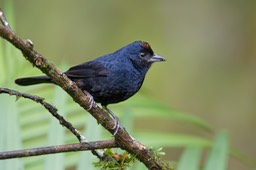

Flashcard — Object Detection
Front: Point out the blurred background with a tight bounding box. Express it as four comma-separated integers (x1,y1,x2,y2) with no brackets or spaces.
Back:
0,0,256,169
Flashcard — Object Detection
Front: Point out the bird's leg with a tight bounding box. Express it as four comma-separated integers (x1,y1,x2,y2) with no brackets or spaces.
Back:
83,90,96,110
102,105,120,136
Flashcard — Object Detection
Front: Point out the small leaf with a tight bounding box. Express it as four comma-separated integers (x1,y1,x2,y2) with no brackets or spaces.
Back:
204,131,229,170
15,95,21,101
136,131,211,148
177,147,202,170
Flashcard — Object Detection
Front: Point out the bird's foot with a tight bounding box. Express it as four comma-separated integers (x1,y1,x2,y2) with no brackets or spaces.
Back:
111,115,120,136
103,106,120,136
83,90,96,110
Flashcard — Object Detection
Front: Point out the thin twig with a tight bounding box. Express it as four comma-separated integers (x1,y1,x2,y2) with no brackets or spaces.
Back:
0,88,103,159
0,88,84,141
0,140,117,159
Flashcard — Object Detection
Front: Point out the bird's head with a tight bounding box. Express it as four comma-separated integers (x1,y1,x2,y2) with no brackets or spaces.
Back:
122,41,165,70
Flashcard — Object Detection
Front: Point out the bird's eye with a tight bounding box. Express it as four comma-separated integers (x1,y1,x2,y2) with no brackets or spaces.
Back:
139,52,146,58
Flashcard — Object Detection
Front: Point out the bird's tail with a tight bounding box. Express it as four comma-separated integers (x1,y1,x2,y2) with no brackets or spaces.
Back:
15,76,52,86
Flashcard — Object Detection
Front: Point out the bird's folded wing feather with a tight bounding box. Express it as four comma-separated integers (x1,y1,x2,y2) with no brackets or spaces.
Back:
64,61,108,78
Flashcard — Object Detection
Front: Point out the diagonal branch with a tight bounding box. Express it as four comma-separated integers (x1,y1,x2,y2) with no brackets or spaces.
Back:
0,87,104,160
0,88,84,142
0,8,170,170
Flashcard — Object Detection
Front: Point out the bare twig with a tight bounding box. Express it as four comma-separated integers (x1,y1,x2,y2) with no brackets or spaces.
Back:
0,88,84,141
0,8,170,169
0,140,117,159
0,88,105,160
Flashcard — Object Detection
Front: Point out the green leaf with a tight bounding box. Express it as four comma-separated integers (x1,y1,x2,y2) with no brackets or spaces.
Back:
0,96,23,170
177,147,202,170
230,148,256,169
77,116,102,170
135,131,211,148
113,94,213,132
204,131,229,170
44,87,67,170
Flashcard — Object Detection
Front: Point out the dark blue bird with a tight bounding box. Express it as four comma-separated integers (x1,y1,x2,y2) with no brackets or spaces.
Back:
15,41,165,134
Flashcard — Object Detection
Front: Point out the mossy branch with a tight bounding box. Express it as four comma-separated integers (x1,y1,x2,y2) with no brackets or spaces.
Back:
0,8,170,170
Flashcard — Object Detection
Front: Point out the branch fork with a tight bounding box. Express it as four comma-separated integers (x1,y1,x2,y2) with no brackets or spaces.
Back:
0,8,170,170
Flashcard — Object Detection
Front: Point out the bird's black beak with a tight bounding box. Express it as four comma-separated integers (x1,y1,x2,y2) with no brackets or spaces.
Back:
148,53,166,63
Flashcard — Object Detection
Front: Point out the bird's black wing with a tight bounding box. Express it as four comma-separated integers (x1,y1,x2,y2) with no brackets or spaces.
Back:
64,61,108,78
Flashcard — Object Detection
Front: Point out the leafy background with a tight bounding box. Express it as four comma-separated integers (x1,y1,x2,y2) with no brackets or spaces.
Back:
0,0,256,170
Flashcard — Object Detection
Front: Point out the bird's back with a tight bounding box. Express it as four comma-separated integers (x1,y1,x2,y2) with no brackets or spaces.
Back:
67,54,147,105
15,41,165,106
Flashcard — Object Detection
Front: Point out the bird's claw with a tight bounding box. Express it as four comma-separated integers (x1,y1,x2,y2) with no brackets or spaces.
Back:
103,106,120,136
83,90,96,110
88,96,96,110
112,115,120,136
